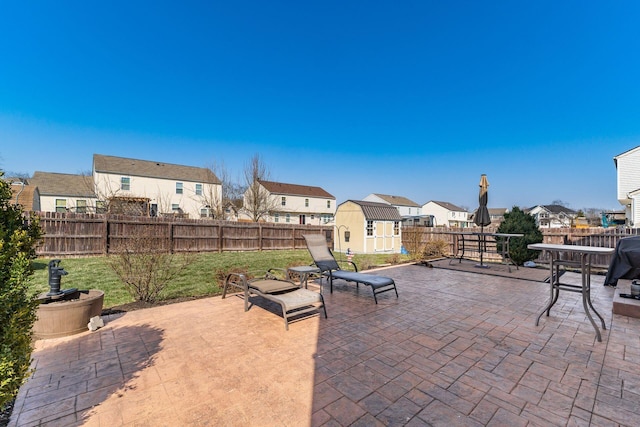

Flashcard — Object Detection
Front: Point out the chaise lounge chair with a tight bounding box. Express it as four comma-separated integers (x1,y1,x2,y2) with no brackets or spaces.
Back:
303,234,398,304
222,268,327,330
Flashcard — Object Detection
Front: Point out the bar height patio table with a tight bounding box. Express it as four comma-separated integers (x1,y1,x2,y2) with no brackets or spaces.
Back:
528,243,615,342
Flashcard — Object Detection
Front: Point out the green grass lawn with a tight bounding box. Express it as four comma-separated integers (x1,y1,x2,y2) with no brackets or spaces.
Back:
29,250,412,309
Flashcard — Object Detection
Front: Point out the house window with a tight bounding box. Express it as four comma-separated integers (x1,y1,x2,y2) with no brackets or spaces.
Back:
344,231,350,242
285,213,291,223
366,220,373,236
327,200,331,209
393,221,400,236
76,200,87,213
281,197,286,206
176,182,183,195
274,213,279,223
305,198,309,207
55,199,66,213
96,201,106,214
172,204,180,212
121,177,130,191
195,183,202,195
322,214,333,224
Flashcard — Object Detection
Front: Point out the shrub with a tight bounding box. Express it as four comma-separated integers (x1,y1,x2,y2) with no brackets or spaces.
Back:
496,206,543,265
385,253,401,265
0,174,43,408
106,225,195,303
422,239,449,258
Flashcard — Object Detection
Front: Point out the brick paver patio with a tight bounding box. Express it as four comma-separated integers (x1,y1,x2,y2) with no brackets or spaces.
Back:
8,263,640,426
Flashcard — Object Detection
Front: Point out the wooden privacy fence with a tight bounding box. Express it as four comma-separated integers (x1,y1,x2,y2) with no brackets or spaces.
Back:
32,212,333,256
402,226,640,267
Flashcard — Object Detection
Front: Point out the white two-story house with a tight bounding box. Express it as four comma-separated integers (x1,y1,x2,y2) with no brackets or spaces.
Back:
421,201,471,228
93,154,221,218
614,145,640,227
527,204,577,228
241,180,335,225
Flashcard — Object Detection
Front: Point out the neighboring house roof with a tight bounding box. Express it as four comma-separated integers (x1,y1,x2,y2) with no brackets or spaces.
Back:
30,172,96,197
529,204,577,215
258,180,335,199
93,154,220,184
9,184,38,211
370,193,420,207
426,200,467,212
613,145,640,167
344,200,402,221
488,208,508,216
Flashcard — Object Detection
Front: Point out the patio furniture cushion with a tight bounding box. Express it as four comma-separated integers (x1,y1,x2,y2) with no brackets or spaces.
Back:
250,279,299,294
330,271,395,290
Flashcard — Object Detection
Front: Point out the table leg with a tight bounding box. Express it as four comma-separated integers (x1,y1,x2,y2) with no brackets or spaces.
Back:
536,252,558,326
580,253,603,342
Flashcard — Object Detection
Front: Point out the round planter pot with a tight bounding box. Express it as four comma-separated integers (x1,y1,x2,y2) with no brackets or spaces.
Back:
33,290,104,340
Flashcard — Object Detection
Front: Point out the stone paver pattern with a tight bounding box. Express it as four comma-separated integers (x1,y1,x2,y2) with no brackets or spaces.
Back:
9,263,640,426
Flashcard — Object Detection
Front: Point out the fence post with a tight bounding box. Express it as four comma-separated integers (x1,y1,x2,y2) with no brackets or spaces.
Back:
104,215,109,254
218,223,223,253
259,223,263,251
168,222,174,254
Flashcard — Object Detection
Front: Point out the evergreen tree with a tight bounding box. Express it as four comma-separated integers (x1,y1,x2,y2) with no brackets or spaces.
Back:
497,206,543,266
0,172,43,408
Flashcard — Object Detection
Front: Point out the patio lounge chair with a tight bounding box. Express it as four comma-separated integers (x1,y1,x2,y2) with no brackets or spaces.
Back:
303,234,398,304
222,268,326,330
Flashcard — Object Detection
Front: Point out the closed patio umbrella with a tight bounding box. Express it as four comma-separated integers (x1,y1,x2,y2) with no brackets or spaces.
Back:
474,174,491,267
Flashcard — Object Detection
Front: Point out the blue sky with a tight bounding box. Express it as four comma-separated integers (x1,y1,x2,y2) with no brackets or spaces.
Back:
1,1,639,212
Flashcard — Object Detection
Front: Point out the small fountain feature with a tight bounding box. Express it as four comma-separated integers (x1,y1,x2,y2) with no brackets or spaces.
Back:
32,260,104,339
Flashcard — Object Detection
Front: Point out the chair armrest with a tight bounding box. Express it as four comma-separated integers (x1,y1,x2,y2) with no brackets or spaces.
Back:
266,268,288,280
337,260,358,272
222,272,249,298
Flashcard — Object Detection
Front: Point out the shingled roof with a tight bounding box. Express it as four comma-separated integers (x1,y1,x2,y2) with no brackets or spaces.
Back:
9,184,38,211
258,180,334,199
93,154,220,184
30,172,96,197
345,200,402,221
371,194,420,207
428,200,467,212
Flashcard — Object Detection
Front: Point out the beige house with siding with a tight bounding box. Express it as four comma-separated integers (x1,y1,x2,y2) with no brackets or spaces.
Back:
334,200,402,254
614,145,640,227
29,172,97,213
241,180,335,225
93,154,221,218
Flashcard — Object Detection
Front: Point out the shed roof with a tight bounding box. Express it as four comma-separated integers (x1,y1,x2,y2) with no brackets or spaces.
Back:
30,172,96,197
370,193,420,207
258,180,334,199
344,200,402,221
93,154,221,184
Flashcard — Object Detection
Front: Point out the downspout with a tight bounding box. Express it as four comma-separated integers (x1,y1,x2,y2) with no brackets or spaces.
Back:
12,181,25,205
